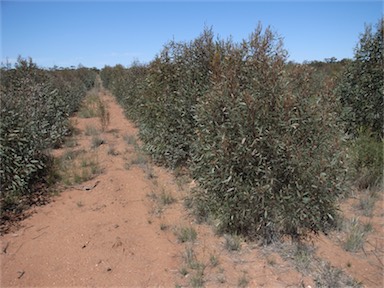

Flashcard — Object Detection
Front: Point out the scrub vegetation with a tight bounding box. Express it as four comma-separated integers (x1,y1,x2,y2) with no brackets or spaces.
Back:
100,19,383,242
0,57,97,220
1,21,382,286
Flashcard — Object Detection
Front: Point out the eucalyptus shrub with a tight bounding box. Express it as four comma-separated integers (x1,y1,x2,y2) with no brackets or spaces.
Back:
51,68,97,115
336,19,383,188
76,67,98,90
100,65,115,90
0,58,96,211
337,18,383,139
101,63,148,122
191,25,346,242
100,30,216,168
101,26,346,241
137,29,215,168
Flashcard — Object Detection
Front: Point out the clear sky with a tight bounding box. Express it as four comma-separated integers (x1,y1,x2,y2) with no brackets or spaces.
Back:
1,1,382,68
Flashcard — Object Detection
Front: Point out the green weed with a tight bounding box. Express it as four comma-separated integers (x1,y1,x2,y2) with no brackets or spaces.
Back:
107,145,119,156
224,234,241,251
179,267,188,276
159,190,176,205
180,246,205,287
292,243,315,273
160,223,169,231
175,226,197,243
91,136,105,149
84,125,99,136
237,272,249,288
315,262,362,288
343,218,371,252
209,254,219,267
98,97,110,131
130,153,148,166
190,267,205,288
55,150,101,186
78,91,100,118
355,190,379,217
124,134,137,146
349,132,383,189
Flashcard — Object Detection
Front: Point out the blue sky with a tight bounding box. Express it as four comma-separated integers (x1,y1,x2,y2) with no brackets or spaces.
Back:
1,1,382,68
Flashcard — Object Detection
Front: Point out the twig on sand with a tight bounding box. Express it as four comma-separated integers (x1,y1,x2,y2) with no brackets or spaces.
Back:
2,241,9,254
32,232,47,240
71,180,101,191
17,270,25,279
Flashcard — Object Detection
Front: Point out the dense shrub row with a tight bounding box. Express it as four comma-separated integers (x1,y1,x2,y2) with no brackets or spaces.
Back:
101,24,349,241
101,63,148,123
337,19,383,140
102,29,214,167
0,58,97,211
191,32,347,241
337,19,383,189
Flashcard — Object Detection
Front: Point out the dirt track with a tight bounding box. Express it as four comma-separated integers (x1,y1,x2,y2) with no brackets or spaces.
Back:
1,89,383,287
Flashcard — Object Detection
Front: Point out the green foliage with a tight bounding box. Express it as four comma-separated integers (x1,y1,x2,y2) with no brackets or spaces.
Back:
304,58,351,83
191,25,345,242
91,136,105,149
175,226,198,243
97,96,110,131
337,19,383,139
100,63,148,123
101,29,214,168
159,190,176,205
101,25,347,242
349,130,383,189
138,30,214,168
355,189,379,217
78,91,100,118
78,87,110,131
0,57,96,213
343,218,372,252
292,243,315,273
315,262,362,288
336,19,383,190
54,150,101,186
224,234,241,251
237,272,249,288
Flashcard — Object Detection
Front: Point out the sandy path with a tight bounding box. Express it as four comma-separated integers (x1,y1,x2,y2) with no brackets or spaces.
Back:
1,90,185,287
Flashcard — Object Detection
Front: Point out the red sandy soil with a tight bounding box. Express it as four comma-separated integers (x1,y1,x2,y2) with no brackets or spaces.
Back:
1,88,383,287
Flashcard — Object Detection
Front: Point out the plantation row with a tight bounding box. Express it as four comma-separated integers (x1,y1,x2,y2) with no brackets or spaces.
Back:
101,21,383,242
0,58,97,213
